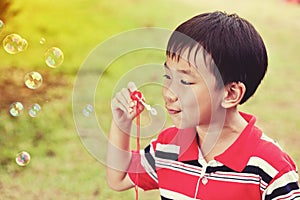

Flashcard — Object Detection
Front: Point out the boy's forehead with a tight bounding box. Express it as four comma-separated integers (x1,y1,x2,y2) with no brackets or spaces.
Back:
166,47,212,73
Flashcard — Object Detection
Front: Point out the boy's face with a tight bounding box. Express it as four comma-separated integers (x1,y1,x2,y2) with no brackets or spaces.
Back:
162,49,224,129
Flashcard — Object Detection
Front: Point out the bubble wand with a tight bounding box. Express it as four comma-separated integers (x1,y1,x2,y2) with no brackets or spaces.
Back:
130,90,156,200
131,91,157,116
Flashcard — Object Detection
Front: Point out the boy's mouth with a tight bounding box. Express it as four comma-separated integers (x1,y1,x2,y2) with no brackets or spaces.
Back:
166,107,181,115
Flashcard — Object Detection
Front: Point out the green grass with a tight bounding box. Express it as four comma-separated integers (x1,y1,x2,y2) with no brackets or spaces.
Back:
0,0,300,199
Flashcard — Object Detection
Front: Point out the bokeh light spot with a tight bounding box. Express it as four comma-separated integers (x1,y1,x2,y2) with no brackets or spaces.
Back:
39,37,46,45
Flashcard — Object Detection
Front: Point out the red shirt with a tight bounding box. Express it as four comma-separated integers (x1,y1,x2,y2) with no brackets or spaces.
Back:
128,112,300,200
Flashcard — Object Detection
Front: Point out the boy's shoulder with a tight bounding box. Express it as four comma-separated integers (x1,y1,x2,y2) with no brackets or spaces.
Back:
154,126,297,174
250,132,297,174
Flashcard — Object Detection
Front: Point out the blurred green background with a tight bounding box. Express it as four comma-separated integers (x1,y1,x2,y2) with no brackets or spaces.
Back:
0,0,299,199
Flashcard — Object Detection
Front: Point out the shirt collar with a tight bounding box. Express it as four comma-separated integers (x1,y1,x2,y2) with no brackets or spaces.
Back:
177,112,262,172
214,112,262,172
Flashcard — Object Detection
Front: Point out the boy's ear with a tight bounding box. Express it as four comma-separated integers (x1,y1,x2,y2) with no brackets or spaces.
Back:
221,82,246,109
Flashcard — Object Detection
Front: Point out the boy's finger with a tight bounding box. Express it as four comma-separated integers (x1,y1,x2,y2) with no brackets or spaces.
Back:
120,88,131,104
127,82,137,93
111,97,127,113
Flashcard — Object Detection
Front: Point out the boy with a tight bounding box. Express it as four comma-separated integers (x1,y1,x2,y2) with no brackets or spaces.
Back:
106,11,300,199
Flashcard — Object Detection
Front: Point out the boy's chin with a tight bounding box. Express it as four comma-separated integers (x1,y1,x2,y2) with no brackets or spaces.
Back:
174,121,198,130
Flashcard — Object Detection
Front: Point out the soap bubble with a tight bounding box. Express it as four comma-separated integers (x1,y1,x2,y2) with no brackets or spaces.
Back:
3,33,28,54
0,20,4,30
39,37,46,45
16,151,31,166
9,102,24,117
28,103,41,117
150,107,158,116
82,104,94,117
24,71,43,89
45,47,64,68
3,33,22,54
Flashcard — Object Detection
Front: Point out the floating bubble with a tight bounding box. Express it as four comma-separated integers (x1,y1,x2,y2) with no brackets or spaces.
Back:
24,71,43,89
39,37,46,45
0,19,4,30
150,107,158,116
10,102,24,117
3,33,22,54
82,104,94,117
3,33,28,54
45,47,64,68
16,151,31,166
28,103,41,117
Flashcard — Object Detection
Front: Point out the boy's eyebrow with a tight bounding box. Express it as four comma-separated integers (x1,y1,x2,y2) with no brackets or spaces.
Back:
164,62,192,75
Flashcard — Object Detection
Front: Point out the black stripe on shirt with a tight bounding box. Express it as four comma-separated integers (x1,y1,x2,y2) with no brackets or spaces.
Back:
144,145,156,172
156,160,201,175
206,165,235,173
155,150,178,161
181,159,202,167
265,182,300,200
204,165,272,184
161,195,173,200
242,165,272,184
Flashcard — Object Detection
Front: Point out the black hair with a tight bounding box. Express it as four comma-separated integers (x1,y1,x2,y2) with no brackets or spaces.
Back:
166,11,268,104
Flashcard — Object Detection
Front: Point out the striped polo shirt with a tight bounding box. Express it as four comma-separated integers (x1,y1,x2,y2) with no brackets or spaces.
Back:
128,112,300,200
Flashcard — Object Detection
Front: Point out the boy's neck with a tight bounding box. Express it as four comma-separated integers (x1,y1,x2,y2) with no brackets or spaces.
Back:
196,108,248,161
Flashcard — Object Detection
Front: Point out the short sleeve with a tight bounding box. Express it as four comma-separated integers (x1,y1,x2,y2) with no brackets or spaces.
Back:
128,142,159,191
263,164,300,199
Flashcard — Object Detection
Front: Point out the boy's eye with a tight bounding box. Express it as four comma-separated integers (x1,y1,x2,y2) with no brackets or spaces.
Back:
163,74,171,79
180,80,193,85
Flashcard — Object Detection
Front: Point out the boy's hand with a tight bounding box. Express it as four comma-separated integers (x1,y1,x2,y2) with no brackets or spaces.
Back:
111,82,142,133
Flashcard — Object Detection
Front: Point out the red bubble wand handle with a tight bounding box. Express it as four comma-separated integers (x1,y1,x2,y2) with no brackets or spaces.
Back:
130,90,143,200
130,90,142,154
130,90,157,200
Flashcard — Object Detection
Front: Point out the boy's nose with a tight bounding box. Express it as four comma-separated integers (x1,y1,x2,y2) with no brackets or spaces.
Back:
163,86,178,103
